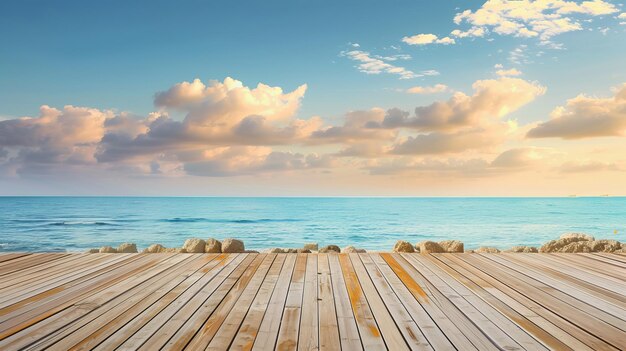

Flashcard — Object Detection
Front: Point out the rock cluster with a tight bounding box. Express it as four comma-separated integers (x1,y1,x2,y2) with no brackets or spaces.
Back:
88,239,367,254
86,232,623,254
392,232,623,254
539,233,622,253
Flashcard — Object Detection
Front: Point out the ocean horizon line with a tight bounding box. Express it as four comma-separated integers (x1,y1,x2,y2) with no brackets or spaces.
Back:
0,195,624,199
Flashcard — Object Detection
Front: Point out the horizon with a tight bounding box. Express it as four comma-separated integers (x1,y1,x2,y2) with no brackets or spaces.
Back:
1,0,625,196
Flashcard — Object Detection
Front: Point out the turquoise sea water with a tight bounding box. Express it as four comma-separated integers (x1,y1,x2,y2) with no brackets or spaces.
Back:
0,197,624,252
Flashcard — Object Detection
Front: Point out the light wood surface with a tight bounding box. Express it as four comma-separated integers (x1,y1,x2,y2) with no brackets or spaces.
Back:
0,252,623,350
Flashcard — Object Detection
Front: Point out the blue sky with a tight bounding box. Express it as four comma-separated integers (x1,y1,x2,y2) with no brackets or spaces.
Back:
0,0,625,195
2,0,622,120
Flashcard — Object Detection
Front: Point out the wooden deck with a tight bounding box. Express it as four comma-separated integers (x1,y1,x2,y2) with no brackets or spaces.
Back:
0,252,624,350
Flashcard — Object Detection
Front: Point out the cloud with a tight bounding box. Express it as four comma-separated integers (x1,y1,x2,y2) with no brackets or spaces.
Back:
390,124,509,155
453,0,618,42
496,68,523,76
402,34,456,45
366,157,491,176
0,78,332,177
527,83,626,139
405,0,619,49
559,160,623,173
0,105,113,175
310,108,398,143
341,50,424,79
367,147,556,175
490,147,554,169
406,84,450,94
183,146,336,177
380,77,545,132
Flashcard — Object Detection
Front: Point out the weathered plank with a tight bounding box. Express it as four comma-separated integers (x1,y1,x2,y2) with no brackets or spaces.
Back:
0,252,623,351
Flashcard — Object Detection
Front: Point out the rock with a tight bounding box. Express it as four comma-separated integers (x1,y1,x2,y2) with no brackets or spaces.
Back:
475,247,500,253
182,238,206,253
143,244,166,253
244,250,260,253
117,243,138,253
416,241,445,254
559,241,592,253
589,239,621,253
393,240,414,253
506,246,538,253
205,238,222,253
539,237,582,253
269,248,286,253
86,248,99,254
560,232,595,242
297,249,312,253
439,240,464,253
319,245,341,253
466,250,475,253
342,246,366,253
99,246,117,253
222,238,245,253
303,243,319,251
164,247,187,253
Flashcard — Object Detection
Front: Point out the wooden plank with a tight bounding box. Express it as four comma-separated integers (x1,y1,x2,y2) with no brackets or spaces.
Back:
596,252,626,263
582,253,626,269
297,254,318,351
454,254,617,351
530,254,626,294
546,254,626,281
402,254,522,350
338,253,386,350
380,253,492,351
0,253,106,292
229,254,288,351
317,254,340,351
251,254,298,351
0,253,132,309
327,254,362,351
428,254,572,350
481,254,626,330
183,254,272,350
1,254,204,350
0,254,164,340
274,253,307,351
0,252,623,351
356,253,428,350
0,253,31,264
497,253,626,316
439,254,591,351
0,253,69,276
370,254,454,350
465,253,625,349
0,254,121,298
44,254,216,351
136,253,252,350
207,254,285,351
0,253,139,320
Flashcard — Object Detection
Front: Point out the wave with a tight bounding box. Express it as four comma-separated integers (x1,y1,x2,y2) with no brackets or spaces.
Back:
160,218,302,224
45,221,120,227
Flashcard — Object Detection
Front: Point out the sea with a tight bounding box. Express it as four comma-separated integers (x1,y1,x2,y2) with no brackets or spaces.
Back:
0,197,623,252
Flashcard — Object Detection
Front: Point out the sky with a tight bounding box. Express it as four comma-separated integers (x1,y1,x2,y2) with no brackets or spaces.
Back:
0,0,625,196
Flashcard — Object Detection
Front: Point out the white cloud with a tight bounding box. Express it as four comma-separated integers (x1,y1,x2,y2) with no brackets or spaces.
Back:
496,68,523,76
381,77,546,132
402,34,456,45
341,50,420,79
406,0,619,48
453,0,618,42
406,84,450,94
527,83,626,139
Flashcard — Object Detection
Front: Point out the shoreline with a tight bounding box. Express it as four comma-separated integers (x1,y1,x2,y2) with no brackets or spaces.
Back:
77,232,624,255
